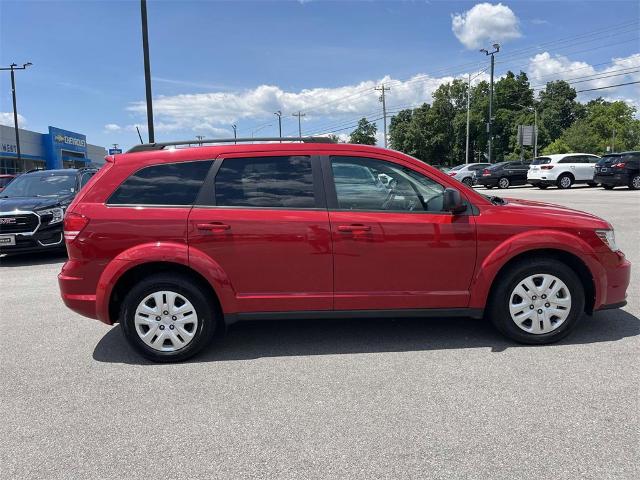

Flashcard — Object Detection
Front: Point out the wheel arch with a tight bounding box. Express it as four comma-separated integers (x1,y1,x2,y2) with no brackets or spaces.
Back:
485,249,596,314
469,231,604,314
108,261,224,325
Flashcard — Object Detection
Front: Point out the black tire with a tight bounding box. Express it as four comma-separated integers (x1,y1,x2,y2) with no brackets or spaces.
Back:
462,177,473,187
498,177,510,189
587,182,598,187
537,184,549,189
629,174,640,190
603,185,615,190
120,273,218,362
485,185,494,189
487,258,585,345
556,173,574,189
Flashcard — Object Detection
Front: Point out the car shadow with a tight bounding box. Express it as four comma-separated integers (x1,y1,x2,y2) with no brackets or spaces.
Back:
0,250,67,267
92,308,640,365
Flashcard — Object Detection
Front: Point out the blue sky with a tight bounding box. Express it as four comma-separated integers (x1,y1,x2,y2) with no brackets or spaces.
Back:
1,0,639,150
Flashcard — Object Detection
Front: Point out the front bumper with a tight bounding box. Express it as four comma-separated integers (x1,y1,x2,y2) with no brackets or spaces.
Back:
0,226,65,254
597,253,631,310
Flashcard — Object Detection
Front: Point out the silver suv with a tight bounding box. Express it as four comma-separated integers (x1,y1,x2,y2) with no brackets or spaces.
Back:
447,163,491,186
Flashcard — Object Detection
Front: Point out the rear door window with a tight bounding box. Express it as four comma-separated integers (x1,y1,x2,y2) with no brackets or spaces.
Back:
214,156,317,208
559,156,580,164
108,161,213,205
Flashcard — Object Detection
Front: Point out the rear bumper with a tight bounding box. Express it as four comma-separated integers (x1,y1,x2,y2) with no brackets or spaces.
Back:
477,177,499,187
58,259,106,323
594,173,629,186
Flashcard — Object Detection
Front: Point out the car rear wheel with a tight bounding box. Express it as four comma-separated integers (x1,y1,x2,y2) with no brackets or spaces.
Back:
557,174,573,189
462,177,473,187
537,184,549,189
498,177,510,189
587,182,598,187
629,174,640,190
488,259,584,344
120,273,217,362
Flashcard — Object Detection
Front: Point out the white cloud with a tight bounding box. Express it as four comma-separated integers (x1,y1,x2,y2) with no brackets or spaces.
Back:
104,123,121,132
0,112,26,128
528,52,640,108
451,3,521,50
126,72,475,136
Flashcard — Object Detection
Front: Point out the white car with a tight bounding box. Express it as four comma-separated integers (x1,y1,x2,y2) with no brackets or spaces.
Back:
447,162,491,186
527,153,600,189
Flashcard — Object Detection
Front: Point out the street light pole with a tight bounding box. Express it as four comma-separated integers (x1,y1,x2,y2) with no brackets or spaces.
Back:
465,73,471,164
480,44,500,163
274,111,282,142
0,62,32,166
140,0,155,143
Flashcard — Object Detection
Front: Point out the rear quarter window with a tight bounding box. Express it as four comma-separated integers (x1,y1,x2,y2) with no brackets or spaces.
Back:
108,160,213,205
532,157,551,165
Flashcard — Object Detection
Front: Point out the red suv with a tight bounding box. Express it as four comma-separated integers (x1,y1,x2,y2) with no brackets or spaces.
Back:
58,139,631,362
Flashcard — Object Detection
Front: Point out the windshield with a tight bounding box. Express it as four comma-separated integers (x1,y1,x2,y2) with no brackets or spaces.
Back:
597,154,621,166
0,173,76,198
450,164,464,171
531,157,552,165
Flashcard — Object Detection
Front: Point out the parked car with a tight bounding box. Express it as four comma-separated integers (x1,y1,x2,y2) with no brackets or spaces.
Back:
0,168,97,254
477,161,532,189
447,162,491,186
527,153,600,189
58,139,630,362
594,151,640,190
0,174,16,192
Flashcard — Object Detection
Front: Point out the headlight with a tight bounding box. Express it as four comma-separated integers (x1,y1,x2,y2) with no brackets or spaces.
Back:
595,229,618,252
37,207,65,225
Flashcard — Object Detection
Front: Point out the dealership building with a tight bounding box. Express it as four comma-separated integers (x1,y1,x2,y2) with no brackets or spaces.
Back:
0,125,106,174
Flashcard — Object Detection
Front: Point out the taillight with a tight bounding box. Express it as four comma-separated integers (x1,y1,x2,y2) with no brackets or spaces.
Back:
448,171,457,176
540,165,554,170
482,169,491,176
64,212,89,242
612,162,626,168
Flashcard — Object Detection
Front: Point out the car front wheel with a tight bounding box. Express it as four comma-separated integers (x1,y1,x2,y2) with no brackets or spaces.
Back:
629,174,640,190
488,259,585,344
120,273,217,362
462,177,473,187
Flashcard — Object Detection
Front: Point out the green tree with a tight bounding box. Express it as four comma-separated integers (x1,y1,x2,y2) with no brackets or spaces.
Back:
349,118,377,145
537,80,584,144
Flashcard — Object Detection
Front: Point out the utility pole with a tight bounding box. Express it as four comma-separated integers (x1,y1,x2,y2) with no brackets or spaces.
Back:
533,107,538,158
375,84,390,147
292,112,306,139
232,124,237,144
195,135,204,146
140,0,155,143
612,129,616,152
0,62,32,166
465,73,471,164
274,110,282,142
480,44,500,162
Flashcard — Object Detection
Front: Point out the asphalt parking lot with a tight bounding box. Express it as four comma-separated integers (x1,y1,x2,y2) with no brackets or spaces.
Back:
1,185,638,480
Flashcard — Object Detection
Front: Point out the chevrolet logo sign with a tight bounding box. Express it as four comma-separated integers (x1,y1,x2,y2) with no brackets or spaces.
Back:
54,134,65,142
0,218,17,224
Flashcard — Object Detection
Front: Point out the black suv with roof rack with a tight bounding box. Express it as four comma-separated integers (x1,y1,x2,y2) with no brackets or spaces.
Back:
0,168,98,255
594,151,640,190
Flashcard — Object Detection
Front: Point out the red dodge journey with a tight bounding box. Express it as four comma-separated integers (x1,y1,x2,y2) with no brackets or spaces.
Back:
58,138,631,362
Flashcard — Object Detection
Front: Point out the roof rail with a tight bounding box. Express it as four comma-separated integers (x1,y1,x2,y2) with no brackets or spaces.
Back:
127,136,337,153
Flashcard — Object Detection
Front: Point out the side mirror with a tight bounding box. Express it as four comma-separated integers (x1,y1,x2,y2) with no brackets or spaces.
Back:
443,188,467,214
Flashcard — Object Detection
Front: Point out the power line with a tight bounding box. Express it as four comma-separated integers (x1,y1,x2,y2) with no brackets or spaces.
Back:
576,80,640,92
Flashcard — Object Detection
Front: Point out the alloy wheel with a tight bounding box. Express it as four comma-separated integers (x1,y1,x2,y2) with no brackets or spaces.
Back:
508,274,571,334
632,175,640,189
134,291,199,352
498,177,510,189
559,176,572,188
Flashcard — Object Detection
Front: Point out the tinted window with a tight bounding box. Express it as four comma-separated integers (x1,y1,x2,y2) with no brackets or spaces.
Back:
506,162,522,168
469,164,489,171
559,156,580,164
0,177,13,188
586,156,600,164
109,161,212,205
331,156,445,212
215,156,315,208
532,157,552,165
79,171,95,189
